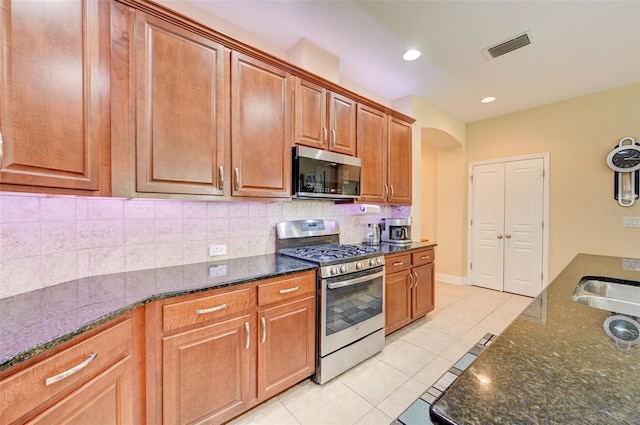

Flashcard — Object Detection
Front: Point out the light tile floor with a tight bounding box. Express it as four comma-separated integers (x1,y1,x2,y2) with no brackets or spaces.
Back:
229,281,532,425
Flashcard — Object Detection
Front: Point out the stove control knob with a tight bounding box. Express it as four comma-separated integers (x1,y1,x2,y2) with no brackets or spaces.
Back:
340,265,348,274
356,262,363,270
369,259,376,266
330,266,338,276
375,258,382,266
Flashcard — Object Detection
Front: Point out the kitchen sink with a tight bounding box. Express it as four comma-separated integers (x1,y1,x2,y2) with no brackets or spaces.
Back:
572,276,640,317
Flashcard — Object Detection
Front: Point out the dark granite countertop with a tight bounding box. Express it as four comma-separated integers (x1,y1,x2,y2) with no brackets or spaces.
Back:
377,241,437,255
0,254,316,372
430,254,640,425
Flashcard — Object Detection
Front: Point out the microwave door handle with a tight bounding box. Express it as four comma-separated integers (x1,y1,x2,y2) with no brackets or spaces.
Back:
327,271,384,290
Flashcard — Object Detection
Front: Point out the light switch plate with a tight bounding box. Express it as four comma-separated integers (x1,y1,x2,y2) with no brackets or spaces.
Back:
622,217,640,228
208,265,228,277
208,245,227,256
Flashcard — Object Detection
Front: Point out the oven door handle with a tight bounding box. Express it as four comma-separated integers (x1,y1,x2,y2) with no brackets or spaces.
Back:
326,270,384,290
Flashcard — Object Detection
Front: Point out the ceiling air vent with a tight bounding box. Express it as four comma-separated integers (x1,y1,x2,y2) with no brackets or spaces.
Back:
483,31,532,60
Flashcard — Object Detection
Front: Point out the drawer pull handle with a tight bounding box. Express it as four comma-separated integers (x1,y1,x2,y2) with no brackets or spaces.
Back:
245,322,250,350
421,255,431,260
196,303,228,315
261,317,267,344
392,261,404,266
279,285,300,294
45,352,98,386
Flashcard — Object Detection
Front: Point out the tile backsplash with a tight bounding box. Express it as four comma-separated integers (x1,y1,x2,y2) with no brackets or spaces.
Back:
0,193,408,299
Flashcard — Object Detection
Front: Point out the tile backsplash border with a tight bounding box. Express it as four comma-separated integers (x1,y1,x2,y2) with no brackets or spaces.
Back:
0,193,410,299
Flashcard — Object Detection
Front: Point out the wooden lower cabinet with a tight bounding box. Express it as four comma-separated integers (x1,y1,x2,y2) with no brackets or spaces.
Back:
0,313,143,425
385,248,435,335
152,270,316,424
162,315,252,425
258,296,315,401
26,356,133,425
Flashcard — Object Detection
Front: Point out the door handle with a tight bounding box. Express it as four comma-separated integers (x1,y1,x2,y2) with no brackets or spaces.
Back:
505,234,512,239
261,317,266,344
413,271,419,287
195,303,227,315
322,127,328,144
497,234,503,239
331,128,336,146
244,322,250,350
46,353,98,386
384,184,389,200
408,272,414,289
389,185,394,200
219,166,224,191
234,167,240,191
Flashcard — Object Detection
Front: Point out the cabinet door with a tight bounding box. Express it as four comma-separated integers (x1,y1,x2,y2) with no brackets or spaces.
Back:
162,315,252,425
231,52,292,198
294,78,327,149
357,105,387,203
135,12,226,195
257,297,315,401
387,116,412,205
328,92,357,156
26,356,133,425
412,263,435,319
0,0,106,191
385,270,412,335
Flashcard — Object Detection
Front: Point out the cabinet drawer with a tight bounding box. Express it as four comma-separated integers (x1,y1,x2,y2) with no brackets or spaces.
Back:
412,249,435,266
258,272,316,306
0,319,132,425
385,254,412,274
163,287,252,332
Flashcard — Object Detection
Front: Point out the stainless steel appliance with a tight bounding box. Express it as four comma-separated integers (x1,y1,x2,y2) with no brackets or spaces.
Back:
363,223,382,246
381,217,412,245
276,219,385,384
292,146,362,200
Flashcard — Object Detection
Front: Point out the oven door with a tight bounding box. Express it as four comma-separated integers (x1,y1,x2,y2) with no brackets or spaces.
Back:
319,268,385,357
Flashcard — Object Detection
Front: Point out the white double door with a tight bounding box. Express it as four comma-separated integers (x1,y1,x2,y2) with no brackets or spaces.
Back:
469,157,546,297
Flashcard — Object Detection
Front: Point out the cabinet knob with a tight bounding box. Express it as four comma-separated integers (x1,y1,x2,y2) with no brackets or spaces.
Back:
497,234,503,239
505,234,512,239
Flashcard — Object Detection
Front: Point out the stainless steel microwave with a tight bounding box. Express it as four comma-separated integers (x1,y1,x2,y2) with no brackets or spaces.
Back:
292,146,361,200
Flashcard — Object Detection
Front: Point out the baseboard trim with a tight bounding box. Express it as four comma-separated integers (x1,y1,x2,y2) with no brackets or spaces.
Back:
435,273,466,285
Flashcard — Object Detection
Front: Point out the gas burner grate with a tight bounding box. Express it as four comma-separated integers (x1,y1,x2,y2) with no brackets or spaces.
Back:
282,244,377,262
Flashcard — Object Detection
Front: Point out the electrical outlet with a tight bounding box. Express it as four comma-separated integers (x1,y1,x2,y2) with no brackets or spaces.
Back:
622,217,640,228
622,258,640,271
208,244,227,256
208,264,228,277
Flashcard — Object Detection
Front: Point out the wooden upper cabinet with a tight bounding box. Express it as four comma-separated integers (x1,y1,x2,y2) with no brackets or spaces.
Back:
134,11,227,196
387,116,412,205
295,79,327,150
357,104,387,203
294,77,356,156
0,0,108,193
231,52,292,198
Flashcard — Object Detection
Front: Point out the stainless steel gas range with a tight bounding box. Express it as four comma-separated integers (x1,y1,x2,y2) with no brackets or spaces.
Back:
276,219,385,384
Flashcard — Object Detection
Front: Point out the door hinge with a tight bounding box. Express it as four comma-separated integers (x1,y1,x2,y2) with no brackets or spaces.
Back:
541,272,544,281
470,219,473,226
470,175,473,183
470,263,473,269
542,221,544,229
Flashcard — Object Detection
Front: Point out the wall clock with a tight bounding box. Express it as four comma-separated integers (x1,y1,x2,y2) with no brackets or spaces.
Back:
606,137,640,172
606,137,639,207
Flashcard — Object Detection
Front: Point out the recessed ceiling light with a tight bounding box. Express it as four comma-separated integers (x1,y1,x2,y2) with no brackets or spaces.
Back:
481,96,496,104
403,49,421,61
